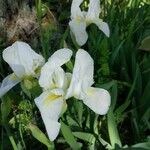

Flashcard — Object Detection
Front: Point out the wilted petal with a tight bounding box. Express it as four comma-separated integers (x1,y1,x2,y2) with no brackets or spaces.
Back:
69,19,88,46
71,0,83,19
66,49,94,99
86,0,101,20
0,73,21,98
83,87,111,115
94,19,110,37
3,41,45,78
34,89,64,141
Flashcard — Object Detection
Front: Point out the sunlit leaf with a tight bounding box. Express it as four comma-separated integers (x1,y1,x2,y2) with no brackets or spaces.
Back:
28,123,54,149
60,121,81,150
107,109,122,148
73,132,95,143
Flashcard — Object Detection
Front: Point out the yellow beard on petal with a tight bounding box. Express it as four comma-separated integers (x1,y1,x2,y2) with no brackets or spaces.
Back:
43,94,62,105
87,88,95,96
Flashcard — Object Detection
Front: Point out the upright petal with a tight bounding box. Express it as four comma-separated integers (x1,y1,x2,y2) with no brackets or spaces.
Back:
69,19,88,46
71,0,83,19
39,49,72,90
93,19,110,37
0,73,21,98
86,0,101,20
48,48,73,68
3,41,45,78
9,64,25,78
83,87,111,115
62,73,72,91
66,49,94,99
34,90,64,141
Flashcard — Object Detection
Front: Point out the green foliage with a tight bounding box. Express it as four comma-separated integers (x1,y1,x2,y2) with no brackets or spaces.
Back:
28,123,54,149
0,0,150,149
61,121,81,150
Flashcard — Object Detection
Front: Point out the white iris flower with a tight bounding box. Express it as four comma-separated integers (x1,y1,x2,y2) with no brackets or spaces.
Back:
34,48,73,141
0,41,45,98
35,48,110,141
66,49,111,115
69,0,110,46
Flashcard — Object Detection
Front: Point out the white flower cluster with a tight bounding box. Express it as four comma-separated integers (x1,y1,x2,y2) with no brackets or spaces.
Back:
0,0,110,141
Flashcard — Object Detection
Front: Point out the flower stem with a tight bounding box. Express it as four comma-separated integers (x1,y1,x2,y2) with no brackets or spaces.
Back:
4,125,18,150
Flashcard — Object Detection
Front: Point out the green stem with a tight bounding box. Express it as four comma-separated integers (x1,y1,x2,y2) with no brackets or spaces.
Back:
60,26,70,48
5,125,18,150
19,124,26,149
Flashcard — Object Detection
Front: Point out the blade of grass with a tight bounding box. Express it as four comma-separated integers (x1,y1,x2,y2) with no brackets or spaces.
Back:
107,109,122,148
60,121,81,150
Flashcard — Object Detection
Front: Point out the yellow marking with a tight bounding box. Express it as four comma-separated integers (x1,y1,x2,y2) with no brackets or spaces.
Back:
43,94,62,105
76,16,83,24
50,83,58,89
10,74,17,80
87,88,94,96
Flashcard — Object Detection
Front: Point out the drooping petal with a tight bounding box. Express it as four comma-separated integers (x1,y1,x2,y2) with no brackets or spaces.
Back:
69,19,88,46
34,89,64,141
3,41,45,78
39,49,72,90
66,49,94,99
93,19,110,37
70,0,83,19
82,87,111,115
0,73,21,98
86,0,101,20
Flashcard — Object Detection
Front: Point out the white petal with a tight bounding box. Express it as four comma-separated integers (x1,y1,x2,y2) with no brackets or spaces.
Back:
71,0,83,19
0,73,21,98
52,68,66,89
86,0,101,20
62,73,72,91
69,19,88,46
3,41,45,78
41,117,61,141
83,87,111,115
39,49,72,90
10,64,25,78
48,48,73,67
94,20,110,37
34,90,64,141
39,66,66,90
66,49,94,99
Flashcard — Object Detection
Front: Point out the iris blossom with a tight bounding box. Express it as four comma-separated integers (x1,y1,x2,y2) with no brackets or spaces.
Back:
66,49,111,115
35,49,110,141
69,0,110,46
0,41,45,98
34,49,73,141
